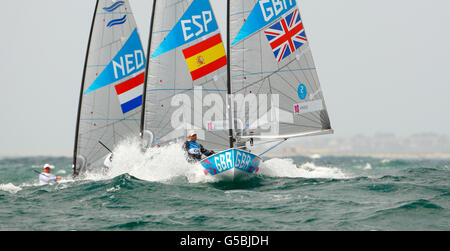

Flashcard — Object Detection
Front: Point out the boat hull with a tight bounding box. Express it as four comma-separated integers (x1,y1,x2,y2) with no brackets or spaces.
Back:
201,149,261,181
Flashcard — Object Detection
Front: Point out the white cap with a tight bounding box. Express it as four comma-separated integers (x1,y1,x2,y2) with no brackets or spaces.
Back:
43,164,53,169
188,130,197,137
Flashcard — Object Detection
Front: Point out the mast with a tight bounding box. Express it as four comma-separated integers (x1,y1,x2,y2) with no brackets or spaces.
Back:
226,0,234,148
73,0,99,176
140,0,158,135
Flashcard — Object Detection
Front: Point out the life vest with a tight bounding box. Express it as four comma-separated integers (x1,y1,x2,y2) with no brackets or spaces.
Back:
187,141,202,156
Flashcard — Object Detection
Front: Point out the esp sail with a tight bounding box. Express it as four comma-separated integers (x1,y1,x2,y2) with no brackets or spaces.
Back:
142,0,231,151
229,0,333,142
73,0,146,176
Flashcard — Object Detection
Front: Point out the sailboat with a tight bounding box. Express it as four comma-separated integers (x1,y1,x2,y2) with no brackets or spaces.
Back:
141,0,333,181
73,0,146,176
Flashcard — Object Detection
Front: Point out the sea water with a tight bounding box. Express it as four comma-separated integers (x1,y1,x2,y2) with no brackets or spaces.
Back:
1,140,449,231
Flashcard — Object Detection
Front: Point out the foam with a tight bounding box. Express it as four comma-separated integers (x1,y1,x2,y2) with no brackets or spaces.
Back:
0,183,22,194
83,138,350,183
260,158,349,179
86,137,217,184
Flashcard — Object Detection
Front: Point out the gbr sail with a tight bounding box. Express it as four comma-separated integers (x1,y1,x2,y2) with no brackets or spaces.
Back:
73,0,146,175
229,0,333,140
143,0,232,151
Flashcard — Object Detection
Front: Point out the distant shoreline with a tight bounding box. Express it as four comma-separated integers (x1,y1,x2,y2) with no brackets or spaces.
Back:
265,151,450,160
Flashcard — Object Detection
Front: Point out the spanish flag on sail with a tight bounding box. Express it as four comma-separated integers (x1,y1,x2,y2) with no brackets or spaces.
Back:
182,33,227,81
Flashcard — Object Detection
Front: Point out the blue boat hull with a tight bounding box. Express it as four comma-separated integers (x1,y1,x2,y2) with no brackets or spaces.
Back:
201,149,262,180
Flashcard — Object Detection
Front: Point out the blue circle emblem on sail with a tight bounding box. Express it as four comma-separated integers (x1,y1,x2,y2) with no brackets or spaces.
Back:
298,84,307,100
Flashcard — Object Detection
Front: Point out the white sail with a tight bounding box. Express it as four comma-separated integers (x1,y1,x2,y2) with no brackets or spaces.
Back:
73,0,146,175
143,0,232,151
229,0,333,141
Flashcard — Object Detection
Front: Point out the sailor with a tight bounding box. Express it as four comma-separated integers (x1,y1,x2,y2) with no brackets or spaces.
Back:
183,130,215,162
39,164,62,185
104,153,113,169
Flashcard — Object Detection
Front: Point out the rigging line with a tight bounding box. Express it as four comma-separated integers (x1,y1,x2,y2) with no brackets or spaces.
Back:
86,127,113,161
86,142,110,163
259,139,288,157
98,141,113,154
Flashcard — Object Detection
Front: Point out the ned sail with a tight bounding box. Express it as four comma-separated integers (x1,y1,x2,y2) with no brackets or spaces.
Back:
73,0,146,176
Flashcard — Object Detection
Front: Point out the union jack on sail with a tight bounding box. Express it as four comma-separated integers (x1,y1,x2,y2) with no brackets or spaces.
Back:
264,9,307,62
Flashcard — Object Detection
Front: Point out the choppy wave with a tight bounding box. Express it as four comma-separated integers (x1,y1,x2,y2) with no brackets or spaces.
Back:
1,143,449,231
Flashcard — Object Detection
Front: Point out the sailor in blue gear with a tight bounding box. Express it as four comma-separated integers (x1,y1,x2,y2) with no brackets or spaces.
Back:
39,164,62,185
183,130,215,162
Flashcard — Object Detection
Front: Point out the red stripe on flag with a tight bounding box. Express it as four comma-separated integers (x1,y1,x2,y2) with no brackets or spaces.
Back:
190,56,227,81
182,33,223,59
114,72,145,95
269,21,304,50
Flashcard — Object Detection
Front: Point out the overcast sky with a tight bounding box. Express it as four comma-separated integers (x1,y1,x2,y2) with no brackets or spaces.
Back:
1,0,449,156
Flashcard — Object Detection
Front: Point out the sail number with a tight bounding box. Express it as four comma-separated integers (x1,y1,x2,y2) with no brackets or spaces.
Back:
181,11,214,41
259,0,295,22
214,152,233,172
112,49,145,79
214,151,253,172
235,151,253,171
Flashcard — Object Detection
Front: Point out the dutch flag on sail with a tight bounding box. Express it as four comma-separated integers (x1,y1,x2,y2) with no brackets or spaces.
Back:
114,72,145,114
